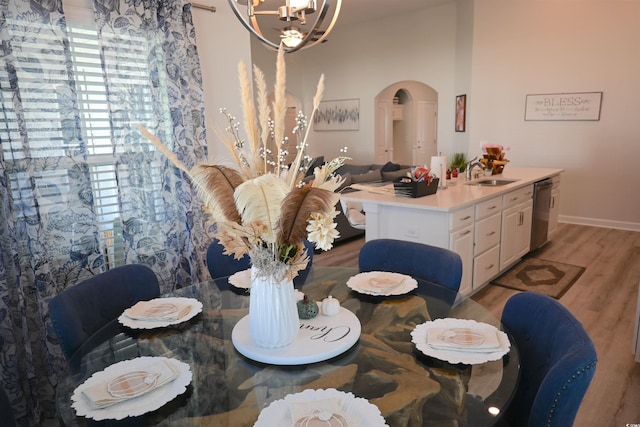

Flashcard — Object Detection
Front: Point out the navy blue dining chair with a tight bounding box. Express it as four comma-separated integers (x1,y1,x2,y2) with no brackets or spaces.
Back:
499,292,597,426
358,238,463,293
48,264,160,361
0,386,16,427
206,238,315,288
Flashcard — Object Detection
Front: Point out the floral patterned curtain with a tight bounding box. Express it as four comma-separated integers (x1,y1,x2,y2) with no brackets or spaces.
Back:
0,0,210,424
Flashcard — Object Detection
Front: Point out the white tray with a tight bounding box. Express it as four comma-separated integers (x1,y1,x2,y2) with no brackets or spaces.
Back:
231,307,361,365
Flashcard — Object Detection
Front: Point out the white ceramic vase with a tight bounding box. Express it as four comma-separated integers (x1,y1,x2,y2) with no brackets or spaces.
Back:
249,267,299,348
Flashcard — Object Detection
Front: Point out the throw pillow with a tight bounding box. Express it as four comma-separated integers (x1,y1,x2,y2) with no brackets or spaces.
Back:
381,161,401,172
350,170,382,184
304,156,324,177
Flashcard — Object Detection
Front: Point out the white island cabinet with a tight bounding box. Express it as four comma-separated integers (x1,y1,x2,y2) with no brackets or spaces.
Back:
499,185,534,271
341,167,564,295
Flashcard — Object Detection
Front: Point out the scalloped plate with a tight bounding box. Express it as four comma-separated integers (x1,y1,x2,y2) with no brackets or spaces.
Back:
71,356,192,420
346,271,417,296
411,318,510,365
118,297,202,329
255,388,388,427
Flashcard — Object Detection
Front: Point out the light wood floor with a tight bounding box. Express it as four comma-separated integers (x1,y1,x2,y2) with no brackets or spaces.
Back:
314,223,640,426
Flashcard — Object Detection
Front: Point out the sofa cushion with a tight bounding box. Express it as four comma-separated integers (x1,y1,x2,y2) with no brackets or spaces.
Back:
350,170,382,183
382,168,411,181
336,163,379,176
337,173,352,191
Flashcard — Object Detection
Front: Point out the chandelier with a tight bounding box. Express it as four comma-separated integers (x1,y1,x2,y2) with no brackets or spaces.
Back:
227,0,342,53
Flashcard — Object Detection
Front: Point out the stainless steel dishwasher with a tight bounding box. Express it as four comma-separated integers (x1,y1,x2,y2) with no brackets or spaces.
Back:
530,178,553,250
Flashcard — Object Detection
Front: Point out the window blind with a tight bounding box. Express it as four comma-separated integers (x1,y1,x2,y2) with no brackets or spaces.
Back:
1,15,166,269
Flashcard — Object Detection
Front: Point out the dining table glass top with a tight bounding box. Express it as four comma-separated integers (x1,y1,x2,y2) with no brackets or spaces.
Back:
55,266,519,426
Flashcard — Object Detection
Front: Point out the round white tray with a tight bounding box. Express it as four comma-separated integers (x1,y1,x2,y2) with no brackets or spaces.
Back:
231,307,361,365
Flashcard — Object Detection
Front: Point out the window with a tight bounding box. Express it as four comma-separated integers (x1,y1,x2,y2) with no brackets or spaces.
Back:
0,13,168,269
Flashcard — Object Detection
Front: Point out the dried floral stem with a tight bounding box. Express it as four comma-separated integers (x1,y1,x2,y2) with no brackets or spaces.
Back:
287,74,325,188
273,45,287,176
238,62,261,174
254,65,270,175
137,124,190,174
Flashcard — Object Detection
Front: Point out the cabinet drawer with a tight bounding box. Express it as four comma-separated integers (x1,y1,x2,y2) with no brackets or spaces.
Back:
502,185,533,209
474,213,501,255
475,196,502,220
473,245,500,288
449,206,474,230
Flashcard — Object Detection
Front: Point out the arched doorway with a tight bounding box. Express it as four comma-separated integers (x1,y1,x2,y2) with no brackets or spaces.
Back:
374,81,438,166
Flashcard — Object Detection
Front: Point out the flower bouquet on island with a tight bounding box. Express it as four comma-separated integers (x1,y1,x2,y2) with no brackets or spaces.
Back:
140,46,348,348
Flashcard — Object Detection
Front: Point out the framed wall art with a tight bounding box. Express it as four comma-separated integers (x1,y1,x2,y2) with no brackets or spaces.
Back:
524,92,603,121
313,98,359,131
455,94,466,132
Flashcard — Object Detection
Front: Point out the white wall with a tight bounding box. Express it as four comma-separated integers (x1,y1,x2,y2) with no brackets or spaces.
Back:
251,2,459,164
191,0,252,165
470,0,640,229
195,0,640,230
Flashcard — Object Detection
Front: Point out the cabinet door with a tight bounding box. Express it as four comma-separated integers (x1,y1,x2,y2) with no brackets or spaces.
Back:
516,201,533,259
449,224,474,295
501,201,533,270
500,205,520,270
548,188,560,237
473,245,500,290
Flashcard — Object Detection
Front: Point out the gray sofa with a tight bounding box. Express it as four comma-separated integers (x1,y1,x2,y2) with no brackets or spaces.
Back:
332,161,412,245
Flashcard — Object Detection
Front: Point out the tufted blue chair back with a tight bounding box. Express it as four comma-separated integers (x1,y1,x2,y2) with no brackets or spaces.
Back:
358,238,463,293
206,238,315,288
48,264,160,360
500,292,597,427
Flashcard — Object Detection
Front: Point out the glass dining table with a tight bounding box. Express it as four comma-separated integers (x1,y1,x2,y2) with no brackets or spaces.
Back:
55,266,519,427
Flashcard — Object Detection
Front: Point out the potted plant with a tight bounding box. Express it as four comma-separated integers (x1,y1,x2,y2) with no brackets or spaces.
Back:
449,152,467,173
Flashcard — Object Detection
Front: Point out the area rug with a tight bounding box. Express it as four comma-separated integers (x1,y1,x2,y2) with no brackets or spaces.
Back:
491,257,585,299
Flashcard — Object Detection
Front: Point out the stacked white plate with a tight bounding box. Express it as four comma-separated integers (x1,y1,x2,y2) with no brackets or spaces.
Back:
346,271,417,296
71,356,192,420
118,297,202,329
411,318,511,364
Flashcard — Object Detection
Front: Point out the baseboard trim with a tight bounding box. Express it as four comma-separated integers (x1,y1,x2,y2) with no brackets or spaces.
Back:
559,215,640,232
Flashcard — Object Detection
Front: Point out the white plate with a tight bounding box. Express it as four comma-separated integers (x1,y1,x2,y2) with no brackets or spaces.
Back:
71,356,192,421
232,307,361,365
346,271,417,296
411,318,511,365
255,388,388,427
118,297,203,329
228,268,252,289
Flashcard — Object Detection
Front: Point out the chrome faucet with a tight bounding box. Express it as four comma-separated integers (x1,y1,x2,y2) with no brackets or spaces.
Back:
465,157,484,181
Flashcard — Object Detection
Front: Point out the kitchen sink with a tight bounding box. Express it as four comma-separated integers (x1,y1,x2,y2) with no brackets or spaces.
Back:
466,178,520,186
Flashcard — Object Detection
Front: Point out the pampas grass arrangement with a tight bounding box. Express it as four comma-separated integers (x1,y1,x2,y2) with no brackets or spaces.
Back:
139,45,348,281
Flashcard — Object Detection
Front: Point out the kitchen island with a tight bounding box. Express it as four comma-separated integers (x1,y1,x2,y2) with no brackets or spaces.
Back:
341,167,564,295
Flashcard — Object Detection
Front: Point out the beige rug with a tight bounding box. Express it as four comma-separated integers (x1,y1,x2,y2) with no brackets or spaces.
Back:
492,257,585,299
